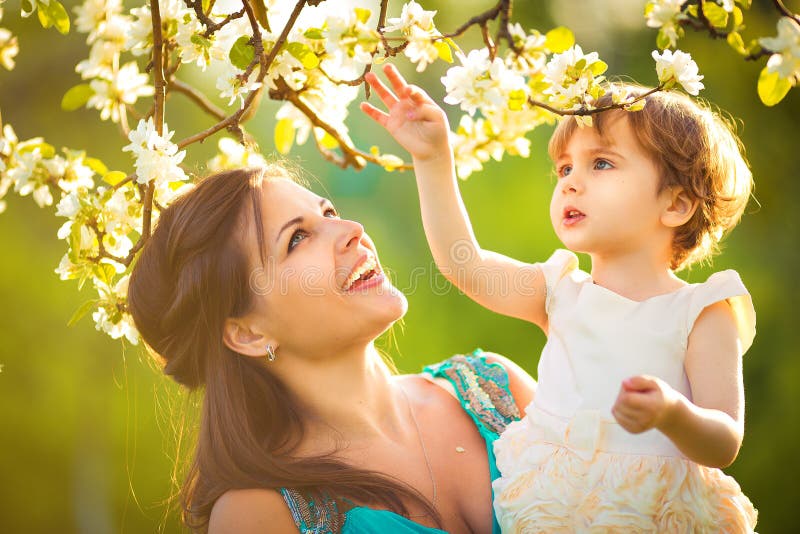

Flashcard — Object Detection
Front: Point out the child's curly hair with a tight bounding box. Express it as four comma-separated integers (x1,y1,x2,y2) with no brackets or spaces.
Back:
548,84,753,271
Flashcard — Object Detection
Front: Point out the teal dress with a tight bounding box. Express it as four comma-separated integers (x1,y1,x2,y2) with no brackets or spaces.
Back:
279,350,521,534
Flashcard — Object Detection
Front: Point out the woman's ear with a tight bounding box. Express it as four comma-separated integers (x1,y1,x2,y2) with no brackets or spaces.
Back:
222,317,276,359
661,186,699,228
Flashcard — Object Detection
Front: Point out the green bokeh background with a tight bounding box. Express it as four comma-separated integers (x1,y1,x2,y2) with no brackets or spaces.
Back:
1,0,798,532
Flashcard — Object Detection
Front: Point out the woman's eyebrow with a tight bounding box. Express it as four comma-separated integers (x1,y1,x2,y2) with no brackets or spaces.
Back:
275,198,328,244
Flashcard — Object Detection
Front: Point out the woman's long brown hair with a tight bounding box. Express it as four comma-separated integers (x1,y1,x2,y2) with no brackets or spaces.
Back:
127,167,440,532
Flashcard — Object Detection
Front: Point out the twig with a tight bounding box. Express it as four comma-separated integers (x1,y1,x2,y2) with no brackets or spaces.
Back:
183,0,246,37
528,85,662,116
271,77,412,171
176,0,308,149
169,78,226,120
773,0,800,24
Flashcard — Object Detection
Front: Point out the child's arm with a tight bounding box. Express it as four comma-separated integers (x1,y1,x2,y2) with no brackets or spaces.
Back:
361,64,548,329
612,301,744,468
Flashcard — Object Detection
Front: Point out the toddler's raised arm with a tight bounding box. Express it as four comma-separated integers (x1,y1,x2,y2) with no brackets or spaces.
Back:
361,65,548,330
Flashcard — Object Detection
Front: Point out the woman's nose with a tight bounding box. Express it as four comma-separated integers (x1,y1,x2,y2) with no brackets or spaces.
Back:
336,219,364,251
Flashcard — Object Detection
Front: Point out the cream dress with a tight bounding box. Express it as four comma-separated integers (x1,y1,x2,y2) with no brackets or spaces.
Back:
492,250,758,533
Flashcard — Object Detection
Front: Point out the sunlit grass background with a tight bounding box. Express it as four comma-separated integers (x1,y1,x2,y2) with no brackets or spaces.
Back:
1,0,798,532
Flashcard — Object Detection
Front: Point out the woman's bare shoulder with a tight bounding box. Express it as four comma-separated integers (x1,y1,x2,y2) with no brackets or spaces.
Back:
208,488,298,534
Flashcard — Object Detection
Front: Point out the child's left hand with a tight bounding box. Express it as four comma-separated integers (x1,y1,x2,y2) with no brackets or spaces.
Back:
611,375,681,434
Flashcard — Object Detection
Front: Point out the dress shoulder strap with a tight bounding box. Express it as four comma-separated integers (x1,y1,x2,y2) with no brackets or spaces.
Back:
423,349,520,436
278,487,346,534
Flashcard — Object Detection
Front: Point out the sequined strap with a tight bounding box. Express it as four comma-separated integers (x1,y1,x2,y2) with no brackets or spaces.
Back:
423,349,520,435
278,487,345,534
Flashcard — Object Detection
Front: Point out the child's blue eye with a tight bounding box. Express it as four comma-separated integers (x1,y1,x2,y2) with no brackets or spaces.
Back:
595,159,613,170
558,165,572,177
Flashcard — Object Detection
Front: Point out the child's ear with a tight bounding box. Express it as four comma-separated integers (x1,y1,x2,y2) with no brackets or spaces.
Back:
661,186,699,228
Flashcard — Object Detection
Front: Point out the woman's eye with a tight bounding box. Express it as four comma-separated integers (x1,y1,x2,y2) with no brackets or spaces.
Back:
558,164,572,178
595,159,613,170
288,230,307,252
324,207,339,218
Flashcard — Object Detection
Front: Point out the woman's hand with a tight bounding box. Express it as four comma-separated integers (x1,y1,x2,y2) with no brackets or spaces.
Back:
360,64,451,162
611,375,681,434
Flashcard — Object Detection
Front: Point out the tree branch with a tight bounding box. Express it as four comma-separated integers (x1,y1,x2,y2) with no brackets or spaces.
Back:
169,78,226,120
176,0,309,149
527,85,663,116
773,0,800,24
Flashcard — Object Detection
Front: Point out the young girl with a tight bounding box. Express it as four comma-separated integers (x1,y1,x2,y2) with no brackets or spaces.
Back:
361,64,758,532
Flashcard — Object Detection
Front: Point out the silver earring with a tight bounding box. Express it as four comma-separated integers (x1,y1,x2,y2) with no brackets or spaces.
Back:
265,344,276,362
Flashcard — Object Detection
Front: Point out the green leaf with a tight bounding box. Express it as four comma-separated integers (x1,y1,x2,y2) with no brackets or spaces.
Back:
191,33,212,49
251,0,270,31
37,2,53,28
590,60,608,76
274,119,295,154
702,2,728,29
18,141,55,158
304,28,325,40
433,40,453,63
757,66,791,107
103,171,127,186
354,8,371,24
38,0,70,34
732,6,744,27
84,157,107,175
727,31,746,55
656,29,672,50
229,36,255,70
286,42,320,70
68,299,98,327
686,5,698,18
95,262,116,286
61,84,93,111
736,0,751,9
544,26,574,53
49,0,70,34
202,0,214,13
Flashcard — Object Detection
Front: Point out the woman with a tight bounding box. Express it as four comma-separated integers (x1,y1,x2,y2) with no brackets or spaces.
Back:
127,165,536,533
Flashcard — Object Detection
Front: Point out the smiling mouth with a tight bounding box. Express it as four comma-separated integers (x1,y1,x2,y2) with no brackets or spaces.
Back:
343,253,382,291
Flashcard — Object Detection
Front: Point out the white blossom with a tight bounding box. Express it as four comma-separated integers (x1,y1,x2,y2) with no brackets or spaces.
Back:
442,48,527,116
88,62,155,122
384,1,437,34
56,191,82,218
542,45,605,109
92,275,139,344
126,0,188,56
405,26,440,72
645,0,687,48
122,118,188,186
652,49,704,95
216,61,264,106
760,17,800,83
0,27,17,70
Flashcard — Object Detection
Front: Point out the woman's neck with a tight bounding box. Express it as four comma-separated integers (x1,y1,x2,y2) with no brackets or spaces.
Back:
589,248,685,301
273,342,408,444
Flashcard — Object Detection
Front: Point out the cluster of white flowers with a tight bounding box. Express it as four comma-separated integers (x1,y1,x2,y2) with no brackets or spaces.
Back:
322,8,382,75
384,0,444,72
645,0,687,48
652,49,704,95
0,4,19,71
760,17,800,85
542,45,608,112
442,48,528,115
72,0,154,123
122,118,190,206
1,117,143,340
91,274,139,344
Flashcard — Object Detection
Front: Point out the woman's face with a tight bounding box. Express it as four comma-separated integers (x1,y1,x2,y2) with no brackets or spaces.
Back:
242,178,407,358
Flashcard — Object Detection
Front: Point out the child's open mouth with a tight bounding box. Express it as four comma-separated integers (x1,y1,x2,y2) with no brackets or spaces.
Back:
563,207,586,226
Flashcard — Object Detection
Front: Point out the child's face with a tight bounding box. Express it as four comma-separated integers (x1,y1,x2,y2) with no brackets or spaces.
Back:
549,113,673,260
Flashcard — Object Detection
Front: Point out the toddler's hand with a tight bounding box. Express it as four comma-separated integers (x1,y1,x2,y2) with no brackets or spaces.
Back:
611,375,680,434
360,64,451,162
